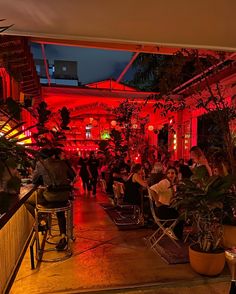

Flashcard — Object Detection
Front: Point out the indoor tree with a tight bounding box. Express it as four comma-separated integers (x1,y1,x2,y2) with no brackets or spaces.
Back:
112,98,148,160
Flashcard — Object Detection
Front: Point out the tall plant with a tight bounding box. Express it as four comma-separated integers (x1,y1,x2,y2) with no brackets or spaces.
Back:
112,99,146,159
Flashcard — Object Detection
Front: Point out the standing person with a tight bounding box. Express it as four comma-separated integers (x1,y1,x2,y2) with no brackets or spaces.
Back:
87,151,99,196
78,157,92,196
190,146,212,182
150,166,184,240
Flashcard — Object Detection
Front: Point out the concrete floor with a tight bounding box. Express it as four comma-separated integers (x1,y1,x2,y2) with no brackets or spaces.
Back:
10,188,231,294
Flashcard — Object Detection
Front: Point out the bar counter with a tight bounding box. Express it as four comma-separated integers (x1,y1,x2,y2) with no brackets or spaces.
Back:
0,184,36,294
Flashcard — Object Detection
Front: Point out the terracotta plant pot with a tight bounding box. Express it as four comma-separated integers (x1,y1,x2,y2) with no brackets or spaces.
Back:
189,245,225,276
223,225,236,248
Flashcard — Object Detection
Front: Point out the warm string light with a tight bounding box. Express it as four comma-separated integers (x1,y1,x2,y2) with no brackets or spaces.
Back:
173,133,177,150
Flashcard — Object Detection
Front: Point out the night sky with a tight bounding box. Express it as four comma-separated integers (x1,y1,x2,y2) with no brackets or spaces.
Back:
31,43,134,85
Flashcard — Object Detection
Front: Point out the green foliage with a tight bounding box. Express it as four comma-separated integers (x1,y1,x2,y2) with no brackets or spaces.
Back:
98,140,109,152
173,175,236,252
60,107,70,130
133,49,236,174
36,101,51,128
113,98,141,125
0,106,37,187
131,50,214,93
34,101,67,148
111,99,148,159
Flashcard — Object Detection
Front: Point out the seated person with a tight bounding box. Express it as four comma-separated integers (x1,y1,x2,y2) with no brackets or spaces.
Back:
148,162,164,186
113,167,125,183
143,161,152,179
0,158,21,214
106,164,125,195
150,166,184,240
190,146,212,183
124,163,148,206
25,148,75,251
178,158,193,179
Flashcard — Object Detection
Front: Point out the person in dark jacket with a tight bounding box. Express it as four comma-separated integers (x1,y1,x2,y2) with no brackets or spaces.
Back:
25,148,74,251
78,157,92,196
87,152,99,196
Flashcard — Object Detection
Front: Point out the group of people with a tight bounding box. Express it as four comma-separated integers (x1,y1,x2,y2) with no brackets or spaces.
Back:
103,146,221,241
1,144,228,250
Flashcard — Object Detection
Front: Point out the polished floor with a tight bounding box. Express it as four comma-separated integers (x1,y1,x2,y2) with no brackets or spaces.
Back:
10,187,231,294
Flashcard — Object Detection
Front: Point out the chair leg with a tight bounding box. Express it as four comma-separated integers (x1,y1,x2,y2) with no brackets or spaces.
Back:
147,220,181,250
34,208,41,261
30,231,36,269
70,201,76,241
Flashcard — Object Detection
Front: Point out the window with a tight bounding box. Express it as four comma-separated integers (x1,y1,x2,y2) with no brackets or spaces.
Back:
85,124,92,139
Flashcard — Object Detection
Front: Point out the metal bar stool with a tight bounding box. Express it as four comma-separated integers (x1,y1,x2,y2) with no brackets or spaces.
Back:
46,191,75,243
35,200,73,262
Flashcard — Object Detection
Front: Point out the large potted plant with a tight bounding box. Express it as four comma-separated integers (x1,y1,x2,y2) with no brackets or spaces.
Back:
173,175,236,276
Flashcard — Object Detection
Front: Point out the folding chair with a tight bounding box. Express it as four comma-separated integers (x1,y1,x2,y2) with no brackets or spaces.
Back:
146,188,180,250
112,181,142,226
113,181,125,205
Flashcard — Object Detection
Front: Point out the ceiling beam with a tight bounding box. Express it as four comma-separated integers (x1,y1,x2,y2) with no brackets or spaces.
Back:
116,52,139,83
41,43,51,86
31,37,221,56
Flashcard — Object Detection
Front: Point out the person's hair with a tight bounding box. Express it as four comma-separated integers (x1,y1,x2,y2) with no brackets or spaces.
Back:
174,160,179,167
179,158,184,164
131,163,142,173
143,160,151,167
165,166,178,176
54,148,63,159
112,167,120,174
165,166,178,184
151,162,163,173
190,146,204,158
39,148,54,159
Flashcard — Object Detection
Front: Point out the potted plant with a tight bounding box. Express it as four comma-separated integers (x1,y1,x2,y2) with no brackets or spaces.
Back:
173,174,236,276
